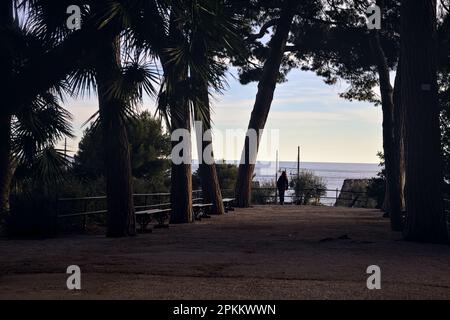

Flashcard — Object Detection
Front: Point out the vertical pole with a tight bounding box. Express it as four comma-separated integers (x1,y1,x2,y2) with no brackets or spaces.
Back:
83,199,88,231
336,188,339,206
275,150,278,204
297,146,301,206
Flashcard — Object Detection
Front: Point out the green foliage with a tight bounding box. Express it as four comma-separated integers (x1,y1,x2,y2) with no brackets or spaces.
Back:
55,175,107,198
233,0,324,86
366,152,386,208
11,92,73,193
290,171,326,205
215,162,239,192
193,161,238,196
297,1,400,105
366,177,386,209
438,7,449,193
439,72,450,194
73,111,171,192
252,181,276,205
6,193,58,237
157,0,244,130
375,151,386,179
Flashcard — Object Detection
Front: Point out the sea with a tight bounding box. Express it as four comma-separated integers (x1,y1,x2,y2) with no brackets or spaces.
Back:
256,161,380,189
193,160,381,205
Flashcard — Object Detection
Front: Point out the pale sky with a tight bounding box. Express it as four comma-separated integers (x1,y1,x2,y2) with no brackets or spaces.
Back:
61,68,383,164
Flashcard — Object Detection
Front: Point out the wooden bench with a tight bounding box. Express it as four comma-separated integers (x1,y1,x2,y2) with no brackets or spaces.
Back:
222,198,235,213
135,208,171,232
192,203,213,220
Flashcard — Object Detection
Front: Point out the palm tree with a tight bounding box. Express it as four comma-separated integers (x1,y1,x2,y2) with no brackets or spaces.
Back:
157,0,241,222
0,0,75,215
190,1,241,215
157,6,194,223
23,0,161,236
75,1,162,236
12,91,74,192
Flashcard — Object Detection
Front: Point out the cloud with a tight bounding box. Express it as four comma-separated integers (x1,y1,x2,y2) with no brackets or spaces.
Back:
61,68,382,162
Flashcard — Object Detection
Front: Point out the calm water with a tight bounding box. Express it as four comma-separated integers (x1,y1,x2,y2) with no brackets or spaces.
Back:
258,161,380,205
194,160,381,205
194,160,380,191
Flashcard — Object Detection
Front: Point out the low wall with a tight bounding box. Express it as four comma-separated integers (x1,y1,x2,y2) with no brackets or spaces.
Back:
335,179,378,208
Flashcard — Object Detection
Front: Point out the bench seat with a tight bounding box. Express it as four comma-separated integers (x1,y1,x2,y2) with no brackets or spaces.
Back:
135,208,171,232
222,198,235,213
192,203,213,220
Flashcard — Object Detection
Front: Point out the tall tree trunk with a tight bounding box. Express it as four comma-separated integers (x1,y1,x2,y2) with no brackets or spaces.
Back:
194,94,225,215
0,115,12,215
382,183,390,212
370,30,403,231
0,1,13,216
95,36,136,237
164,10,193,224
234,0,297,207
401,0,448,243
169,91,193,223
170,114,194,224
393,59,406,211
168,61,193,224
198,155,225,215
191,34,225,215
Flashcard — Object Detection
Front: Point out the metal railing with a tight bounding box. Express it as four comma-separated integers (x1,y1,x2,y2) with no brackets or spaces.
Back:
249,187,369,207
444,199,450,221
57,190,203,218
55,190,450,230
56,190,204,230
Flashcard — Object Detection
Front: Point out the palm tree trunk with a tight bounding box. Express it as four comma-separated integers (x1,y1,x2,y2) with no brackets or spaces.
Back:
168,61,193,224
164,11,193,224
190,33,225,215
0,114,12,215
95,36,136,237
169,102,193,224
401,0,448,243
370,31,403,231
198,160,225,215
234,0,297,207
194,96,225,215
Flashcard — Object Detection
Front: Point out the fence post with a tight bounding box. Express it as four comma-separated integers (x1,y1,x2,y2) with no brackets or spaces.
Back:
82,215,87,232
83,199,88,230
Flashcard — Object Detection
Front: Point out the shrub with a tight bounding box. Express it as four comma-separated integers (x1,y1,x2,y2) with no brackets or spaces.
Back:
6,193,58,237
366,177,386,209
289,171,326,205
252,181,276,204
192,161,238,197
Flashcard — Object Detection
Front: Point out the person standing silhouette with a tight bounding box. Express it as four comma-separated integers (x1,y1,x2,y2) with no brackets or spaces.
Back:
277,171,289,205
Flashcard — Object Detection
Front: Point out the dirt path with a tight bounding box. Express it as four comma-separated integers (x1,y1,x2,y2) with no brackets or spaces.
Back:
0,206,449,299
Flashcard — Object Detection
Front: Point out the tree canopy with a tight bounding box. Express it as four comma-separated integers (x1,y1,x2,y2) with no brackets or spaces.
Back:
73,111,170,182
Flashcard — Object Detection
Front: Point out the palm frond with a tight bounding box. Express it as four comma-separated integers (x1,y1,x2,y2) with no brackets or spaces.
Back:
68,66,98,98
32,146,70,185
12,91,73,165
102,54,160,119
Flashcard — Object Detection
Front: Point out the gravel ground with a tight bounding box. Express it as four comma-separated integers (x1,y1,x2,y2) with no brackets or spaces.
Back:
0,205,449,299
